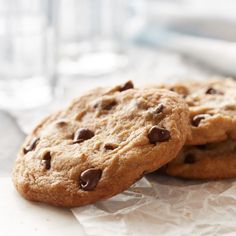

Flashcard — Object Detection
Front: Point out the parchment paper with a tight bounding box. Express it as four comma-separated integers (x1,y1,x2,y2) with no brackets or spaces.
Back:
72,175,236,236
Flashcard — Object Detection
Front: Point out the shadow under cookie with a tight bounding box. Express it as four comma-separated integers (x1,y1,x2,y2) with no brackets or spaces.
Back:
163,139,236,180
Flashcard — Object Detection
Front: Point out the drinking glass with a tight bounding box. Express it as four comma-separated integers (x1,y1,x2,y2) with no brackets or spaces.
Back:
55,0,128,77
0,0,54,110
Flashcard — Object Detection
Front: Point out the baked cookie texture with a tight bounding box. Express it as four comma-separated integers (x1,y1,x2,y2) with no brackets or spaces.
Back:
164,140,236,180
12,82,190,207
155,78,236,145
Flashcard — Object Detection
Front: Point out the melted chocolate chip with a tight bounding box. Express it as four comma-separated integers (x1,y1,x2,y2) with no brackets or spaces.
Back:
119,81,134,92
103,100,117,110
154,104,164,114
42,152,51,170
191,114,210,127
184,153,196,164
148,126,170,144
104,143,118,150
80,168,102,191
23,137,40,154
73,128,94,143
206,88,222,94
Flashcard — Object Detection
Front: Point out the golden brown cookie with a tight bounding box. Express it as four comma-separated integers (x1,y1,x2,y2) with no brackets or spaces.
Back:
155,78,236,145
12,81,190,207
164,140,236,180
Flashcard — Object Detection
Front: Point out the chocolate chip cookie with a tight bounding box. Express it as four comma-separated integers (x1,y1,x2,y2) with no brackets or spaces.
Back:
164,140,236,180
12,82,190,207
155,78,236,145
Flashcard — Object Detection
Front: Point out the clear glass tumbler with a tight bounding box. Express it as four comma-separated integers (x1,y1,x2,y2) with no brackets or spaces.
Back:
0,0,53,110
55,0,128,77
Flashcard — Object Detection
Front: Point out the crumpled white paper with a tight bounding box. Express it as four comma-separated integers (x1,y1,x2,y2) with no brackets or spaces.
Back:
72,174,236,236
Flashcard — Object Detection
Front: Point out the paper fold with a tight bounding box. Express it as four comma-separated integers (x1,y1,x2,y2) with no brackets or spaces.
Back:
72,175,236,236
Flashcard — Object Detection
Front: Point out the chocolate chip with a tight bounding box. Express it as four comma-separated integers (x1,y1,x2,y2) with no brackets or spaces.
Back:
104,143,118,150
73,128,94,143
154,104,164,114
148,126,170,144
205,87,223,95
103,100,117,110
23,137,40,154
184,153,196,164
119,81,134,92
93,103,99,109
191,114,210,127
80,168,102,191
42,152,51,170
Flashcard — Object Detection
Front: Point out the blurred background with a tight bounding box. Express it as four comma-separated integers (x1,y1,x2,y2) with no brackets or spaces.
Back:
1,0,236,175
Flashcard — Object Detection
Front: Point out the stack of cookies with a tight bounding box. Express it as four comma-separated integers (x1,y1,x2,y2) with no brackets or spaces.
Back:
157,79,236,180
12,79,236,207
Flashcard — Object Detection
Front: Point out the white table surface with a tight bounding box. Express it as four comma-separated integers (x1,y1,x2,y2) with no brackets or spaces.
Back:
0,177,87,236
